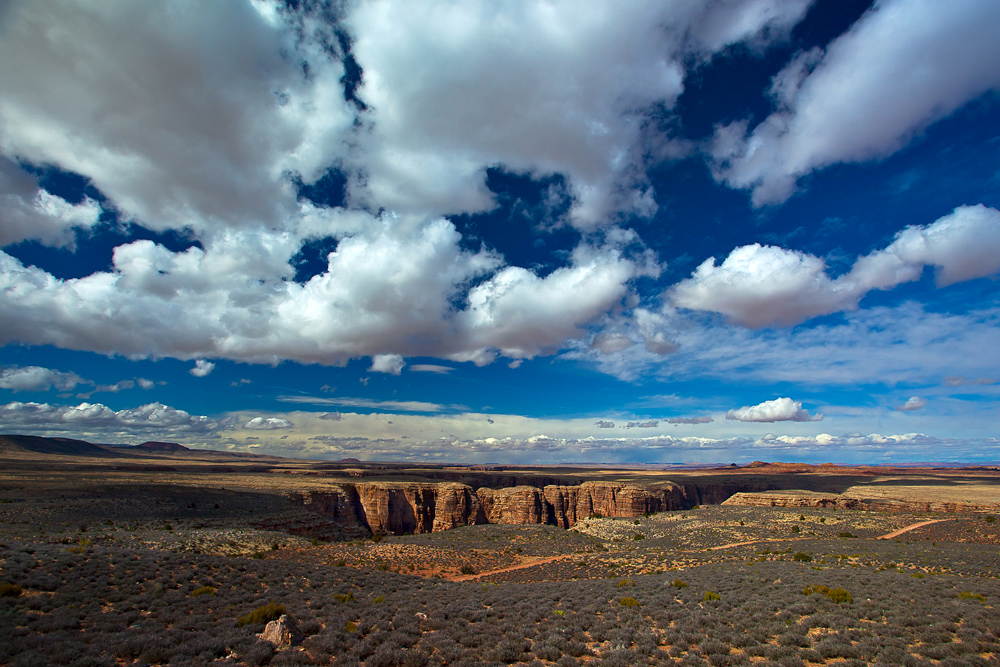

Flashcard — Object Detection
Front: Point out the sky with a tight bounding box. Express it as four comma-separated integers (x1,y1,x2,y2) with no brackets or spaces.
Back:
0,0,998,465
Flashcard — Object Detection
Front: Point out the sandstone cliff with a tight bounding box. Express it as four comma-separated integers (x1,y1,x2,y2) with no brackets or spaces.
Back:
289,479,761,535
723,490,1000,514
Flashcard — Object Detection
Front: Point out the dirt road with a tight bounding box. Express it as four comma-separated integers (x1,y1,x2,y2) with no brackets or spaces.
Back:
877,519,949,540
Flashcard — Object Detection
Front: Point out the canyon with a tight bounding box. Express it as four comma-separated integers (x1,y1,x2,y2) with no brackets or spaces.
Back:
287,477,780,535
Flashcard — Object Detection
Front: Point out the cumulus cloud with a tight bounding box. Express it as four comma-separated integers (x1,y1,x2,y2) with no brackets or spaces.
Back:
0,366,85,392
626,420,659,428
710,0,1000,205
136,378,155,390
0,400,218,437
670,243,855,328
667,416,714,424
189,360,215,377
369,354,405,375
670,205,1000,327
0,0,821,376
345,0,810,227
0,0,354,236
243,416,294,430
726,397,821,422
595,420,615,428
0,158,102,248
896,396,928,412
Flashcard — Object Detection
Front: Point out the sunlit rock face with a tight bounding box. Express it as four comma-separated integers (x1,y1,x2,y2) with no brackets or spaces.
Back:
288,478,777,534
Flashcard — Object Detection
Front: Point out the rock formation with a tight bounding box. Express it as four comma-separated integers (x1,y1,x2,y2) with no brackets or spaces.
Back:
258,615,303,648
723,491,1000,514
288,478,773,535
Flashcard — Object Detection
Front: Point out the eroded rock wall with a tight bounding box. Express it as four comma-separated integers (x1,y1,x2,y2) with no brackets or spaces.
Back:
289,478,783,535
723,491,1000,514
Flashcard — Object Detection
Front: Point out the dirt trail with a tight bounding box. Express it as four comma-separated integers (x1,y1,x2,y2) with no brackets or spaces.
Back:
451,554,576,581
877,519,949,540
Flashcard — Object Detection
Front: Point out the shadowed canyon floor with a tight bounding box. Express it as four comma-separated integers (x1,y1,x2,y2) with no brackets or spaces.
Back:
1,436,999,666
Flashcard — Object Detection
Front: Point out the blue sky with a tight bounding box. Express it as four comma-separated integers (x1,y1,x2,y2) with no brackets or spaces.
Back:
1,0,998,464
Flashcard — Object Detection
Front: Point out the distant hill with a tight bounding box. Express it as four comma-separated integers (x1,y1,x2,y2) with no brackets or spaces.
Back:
0,434,116,457
135,441,190,452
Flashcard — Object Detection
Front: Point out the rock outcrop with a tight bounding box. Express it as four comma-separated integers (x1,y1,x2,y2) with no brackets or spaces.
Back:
723,491,1000,514
291,479,752,535
258,615,303,648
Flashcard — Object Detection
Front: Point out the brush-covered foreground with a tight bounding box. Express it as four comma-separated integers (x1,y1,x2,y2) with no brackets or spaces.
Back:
2,486,999,666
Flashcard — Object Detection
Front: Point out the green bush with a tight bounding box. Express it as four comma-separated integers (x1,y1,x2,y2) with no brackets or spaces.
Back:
671,579,688,589
803,585,851,604
826,588,851,604
616,578,635,588
237,602,286,627
333,592,356,603
791,525,800,533
619,597,641,607
459,565,476,575
0,583,23,598
838,531,857,538
793,552,812,562
959,591,986,602
190,586,216,597
344,621,358,632
632,533,645,540
986,515,996,524
703,591,721,602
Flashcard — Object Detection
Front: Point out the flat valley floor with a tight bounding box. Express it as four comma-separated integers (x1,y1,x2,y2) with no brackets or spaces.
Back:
1,452,999,666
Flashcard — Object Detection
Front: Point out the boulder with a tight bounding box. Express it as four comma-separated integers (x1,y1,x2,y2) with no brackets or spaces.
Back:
258,614,303,648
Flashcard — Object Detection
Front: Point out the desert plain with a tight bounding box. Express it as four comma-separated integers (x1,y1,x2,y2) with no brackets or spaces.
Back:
1,434,999,667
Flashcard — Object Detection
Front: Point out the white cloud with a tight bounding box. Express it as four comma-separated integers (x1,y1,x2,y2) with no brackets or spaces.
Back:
369,354,405,375
668,416,714,424
243,416,294,430
0,0,816,374
591,333,634,355
276,394,459,414
0,0,354,236
876,204,1000,287
409,364,454,374
710,0,1000,205
0,158,102,248
136,378,155,390
670,205,1000,328
670,243,856,328
0,400,218,437
189,360,215,377
345,0,810,228
0,365,85,392
726,397,821,422
943,376,995,387
897,396,928,412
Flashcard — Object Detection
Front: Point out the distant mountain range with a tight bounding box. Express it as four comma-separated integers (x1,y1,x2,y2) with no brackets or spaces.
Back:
0,434,189,456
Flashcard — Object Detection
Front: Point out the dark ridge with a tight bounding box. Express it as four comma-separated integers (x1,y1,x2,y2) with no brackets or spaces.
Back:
136,441,190,452
0,434,118,457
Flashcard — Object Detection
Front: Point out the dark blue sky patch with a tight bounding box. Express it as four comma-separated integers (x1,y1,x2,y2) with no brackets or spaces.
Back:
452,168,579,277
294,166,348,208
291,235,339,283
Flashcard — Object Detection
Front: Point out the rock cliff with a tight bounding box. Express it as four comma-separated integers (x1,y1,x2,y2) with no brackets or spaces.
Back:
723,491,1000,514
289,478,774,535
